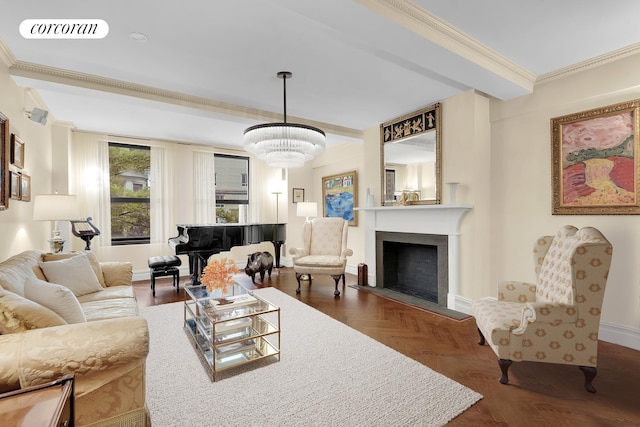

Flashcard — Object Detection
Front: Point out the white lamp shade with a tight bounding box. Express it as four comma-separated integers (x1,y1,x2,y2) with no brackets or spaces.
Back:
296,201,318,218
33,194,81,221
270,179,286,195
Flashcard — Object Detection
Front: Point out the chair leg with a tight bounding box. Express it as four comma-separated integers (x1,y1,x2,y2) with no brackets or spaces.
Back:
498,359,512,384
295,272,302,294
342,274,346,286
579,366,597,393
150,272,156,297
331,275,342,296
477,328,486,345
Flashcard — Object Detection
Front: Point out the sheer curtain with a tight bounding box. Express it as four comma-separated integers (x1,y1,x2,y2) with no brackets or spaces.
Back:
150,146,175,243
193,151,216,223
72,136,111,248
250,161,285,223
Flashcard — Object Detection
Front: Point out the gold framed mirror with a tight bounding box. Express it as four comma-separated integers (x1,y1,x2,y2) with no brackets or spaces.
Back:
380,103,441,205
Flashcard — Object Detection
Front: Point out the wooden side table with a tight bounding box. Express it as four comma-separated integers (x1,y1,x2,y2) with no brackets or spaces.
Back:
0,374,74,427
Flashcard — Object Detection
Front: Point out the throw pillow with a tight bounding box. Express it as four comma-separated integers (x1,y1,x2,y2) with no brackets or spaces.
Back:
42,251,105,287
39,255,103,297
0,290,67,334
23,278,87,324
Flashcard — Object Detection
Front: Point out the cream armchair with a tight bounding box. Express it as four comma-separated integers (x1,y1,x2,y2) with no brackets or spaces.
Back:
289,217,353,296
471,225,612,393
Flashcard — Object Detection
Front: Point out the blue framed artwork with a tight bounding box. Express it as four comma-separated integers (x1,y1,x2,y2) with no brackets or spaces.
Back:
322,170,358,226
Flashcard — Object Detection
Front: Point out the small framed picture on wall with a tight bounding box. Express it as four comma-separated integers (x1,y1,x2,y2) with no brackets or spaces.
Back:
10,134,24,169
10,171,20,200
292,187,304,203
20,173,31,202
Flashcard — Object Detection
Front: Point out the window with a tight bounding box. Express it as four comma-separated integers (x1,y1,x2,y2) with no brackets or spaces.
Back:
214,154,249,223
109,143,151,245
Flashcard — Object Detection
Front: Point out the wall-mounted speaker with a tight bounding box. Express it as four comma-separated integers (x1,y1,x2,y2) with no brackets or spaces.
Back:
26,107,48,125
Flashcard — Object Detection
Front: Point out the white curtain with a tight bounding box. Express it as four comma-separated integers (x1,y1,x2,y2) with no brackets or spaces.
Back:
150,146,175,243
249,162,289,224
193,151,216,223
72,136,111,248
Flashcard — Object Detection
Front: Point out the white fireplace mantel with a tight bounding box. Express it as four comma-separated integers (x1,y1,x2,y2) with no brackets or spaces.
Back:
356,204,472,310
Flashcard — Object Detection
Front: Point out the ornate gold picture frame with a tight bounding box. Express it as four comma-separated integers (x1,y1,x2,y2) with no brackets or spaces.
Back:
551,99,640,214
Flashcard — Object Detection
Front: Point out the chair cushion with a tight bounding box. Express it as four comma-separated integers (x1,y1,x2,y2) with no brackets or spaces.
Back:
293,255,344,268
472,298,525,346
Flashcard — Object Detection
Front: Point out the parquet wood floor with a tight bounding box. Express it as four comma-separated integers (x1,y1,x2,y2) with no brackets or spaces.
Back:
135,268,640,426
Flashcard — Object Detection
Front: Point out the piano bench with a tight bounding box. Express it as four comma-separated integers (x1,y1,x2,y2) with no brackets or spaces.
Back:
148,256,182,297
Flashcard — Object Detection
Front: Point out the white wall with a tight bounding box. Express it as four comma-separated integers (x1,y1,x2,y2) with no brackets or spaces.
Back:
306,142,366,271
489,53,640,343
0,63,53,259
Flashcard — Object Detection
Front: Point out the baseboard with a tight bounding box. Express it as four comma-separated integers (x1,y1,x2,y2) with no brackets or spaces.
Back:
453,295,473,316
599,321,640,351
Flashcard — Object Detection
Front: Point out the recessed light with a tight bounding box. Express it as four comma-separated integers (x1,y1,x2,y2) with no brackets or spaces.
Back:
130,32,148,42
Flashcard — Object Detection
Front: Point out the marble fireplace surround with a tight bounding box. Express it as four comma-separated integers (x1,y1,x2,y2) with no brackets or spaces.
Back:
357,205,472,311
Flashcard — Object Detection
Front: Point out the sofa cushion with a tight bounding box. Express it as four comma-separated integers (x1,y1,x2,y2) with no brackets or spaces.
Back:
24,278,87,324
42,251,105,287
0,250,46,297
100,262,133,287
81,298,140,321
76,285,136,303
39,255,103,297
0,289,67,333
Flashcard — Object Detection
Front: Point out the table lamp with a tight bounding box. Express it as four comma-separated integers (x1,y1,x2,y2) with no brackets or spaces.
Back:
296,201,317,222
33,194,81,253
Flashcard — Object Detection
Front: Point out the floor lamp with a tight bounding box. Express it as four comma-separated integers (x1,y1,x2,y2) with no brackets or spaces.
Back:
271,190,283,273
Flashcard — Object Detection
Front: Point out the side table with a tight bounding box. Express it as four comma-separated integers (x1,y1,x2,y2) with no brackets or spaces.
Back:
0,374,74,427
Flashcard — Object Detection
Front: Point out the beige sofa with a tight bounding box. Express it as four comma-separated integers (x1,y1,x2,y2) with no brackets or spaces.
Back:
0,250,149,426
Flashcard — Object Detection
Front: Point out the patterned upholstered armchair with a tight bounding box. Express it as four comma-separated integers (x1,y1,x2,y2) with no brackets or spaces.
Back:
289,217,353,296
471,225,612,392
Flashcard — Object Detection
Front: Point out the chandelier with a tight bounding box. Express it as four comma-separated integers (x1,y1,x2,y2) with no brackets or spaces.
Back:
244,71,326,168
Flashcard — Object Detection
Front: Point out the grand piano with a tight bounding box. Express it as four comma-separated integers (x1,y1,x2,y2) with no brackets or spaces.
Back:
168,223,286,284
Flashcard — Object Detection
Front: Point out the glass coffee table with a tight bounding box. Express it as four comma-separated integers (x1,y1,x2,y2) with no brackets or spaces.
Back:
184,282,280,381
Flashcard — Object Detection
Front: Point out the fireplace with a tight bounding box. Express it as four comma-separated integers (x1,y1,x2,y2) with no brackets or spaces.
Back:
376,232,448,306
357,204,471,310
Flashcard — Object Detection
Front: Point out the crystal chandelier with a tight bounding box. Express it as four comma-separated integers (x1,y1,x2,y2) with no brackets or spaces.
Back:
244,71,326,168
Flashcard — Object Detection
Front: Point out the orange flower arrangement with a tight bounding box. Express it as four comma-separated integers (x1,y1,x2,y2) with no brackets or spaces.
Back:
201,258,239,294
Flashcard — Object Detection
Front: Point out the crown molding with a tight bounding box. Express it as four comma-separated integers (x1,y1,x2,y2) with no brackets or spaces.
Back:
536,42,640,84
357,0,536,90
9,60,363,140
0,38,16,68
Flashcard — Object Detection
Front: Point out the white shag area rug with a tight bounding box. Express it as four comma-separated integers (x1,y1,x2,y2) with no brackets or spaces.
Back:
141,287,482,426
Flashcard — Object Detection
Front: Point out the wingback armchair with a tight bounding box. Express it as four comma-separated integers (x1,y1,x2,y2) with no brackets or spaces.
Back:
289,217,353,296
471,225,612,392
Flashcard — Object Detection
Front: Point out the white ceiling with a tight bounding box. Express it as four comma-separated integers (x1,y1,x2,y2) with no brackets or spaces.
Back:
1,0,639,150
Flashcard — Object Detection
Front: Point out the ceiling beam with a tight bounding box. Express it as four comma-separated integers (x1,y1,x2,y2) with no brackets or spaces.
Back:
9,59,363,140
